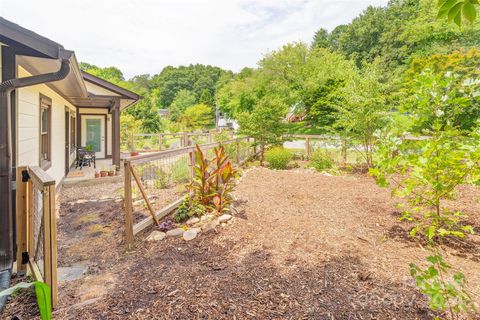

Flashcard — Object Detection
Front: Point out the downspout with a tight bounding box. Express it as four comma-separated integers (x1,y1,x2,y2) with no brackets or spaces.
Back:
0,51,71,311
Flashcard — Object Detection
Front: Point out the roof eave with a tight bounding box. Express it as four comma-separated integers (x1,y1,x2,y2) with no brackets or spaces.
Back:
0,16,63,59
81,71,141,101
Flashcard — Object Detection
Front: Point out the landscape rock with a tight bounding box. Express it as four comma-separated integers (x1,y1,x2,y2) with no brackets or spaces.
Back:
183,228,199,241
166,228,185,237
200,214,214,222
186,217,200,225
146,231,166,242
218,214,233,223
202,219,219,232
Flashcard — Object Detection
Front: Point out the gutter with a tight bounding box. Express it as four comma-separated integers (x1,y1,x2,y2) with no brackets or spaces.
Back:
0,50,71,311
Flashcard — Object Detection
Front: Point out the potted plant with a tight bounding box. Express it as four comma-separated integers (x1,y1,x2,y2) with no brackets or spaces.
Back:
94,171,100,178
108,166,115,177
100,166,108,177
85,144,94,152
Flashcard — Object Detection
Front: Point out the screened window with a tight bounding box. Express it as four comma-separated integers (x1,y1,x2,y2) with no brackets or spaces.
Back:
40,96,51,169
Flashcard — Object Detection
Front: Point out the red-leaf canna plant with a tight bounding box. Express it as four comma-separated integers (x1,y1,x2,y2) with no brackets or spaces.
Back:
189,144,238,213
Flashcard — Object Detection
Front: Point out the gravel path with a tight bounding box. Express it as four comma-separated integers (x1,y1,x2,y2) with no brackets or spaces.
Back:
5,167,480,319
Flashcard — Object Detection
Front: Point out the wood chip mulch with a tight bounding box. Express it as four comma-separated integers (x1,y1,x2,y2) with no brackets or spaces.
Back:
4,168,480,319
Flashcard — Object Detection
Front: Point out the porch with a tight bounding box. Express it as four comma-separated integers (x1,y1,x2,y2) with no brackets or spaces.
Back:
64,158,122,185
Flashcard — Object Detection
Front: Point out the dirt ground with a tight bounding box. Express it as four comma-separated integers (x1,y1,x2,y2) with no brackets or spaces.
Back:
4,167,480,319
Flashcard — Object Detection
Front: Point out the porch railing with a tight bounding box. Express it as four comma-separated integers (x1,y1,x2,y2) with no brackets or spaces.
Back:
16,166,58,307
123,137,256,248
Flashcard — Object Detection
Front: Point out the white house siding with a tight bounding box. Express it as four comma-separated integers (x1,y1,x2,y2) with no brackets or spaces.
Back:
17,66,76,186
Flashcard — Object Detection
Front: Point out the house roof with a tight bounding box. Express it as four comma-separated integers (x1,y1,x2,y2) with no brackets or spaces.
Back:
0,17,63,59
0,16,140,110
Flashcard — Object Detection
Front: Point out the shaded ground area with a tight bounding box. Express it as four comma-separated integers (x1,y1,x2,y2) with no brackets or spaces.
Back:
4,168,480,319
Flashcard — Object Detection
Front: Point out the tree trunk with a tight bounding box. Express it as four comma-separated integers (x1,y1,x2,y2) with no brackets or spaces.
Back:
260,144,265,166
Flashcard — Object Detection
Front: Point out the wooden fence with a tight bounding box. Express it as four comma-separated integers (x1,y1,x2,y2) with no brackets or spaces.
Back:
284,134,350,161
129,130,235,153
283,134,431,163
123,137,256,248
16,166,58,307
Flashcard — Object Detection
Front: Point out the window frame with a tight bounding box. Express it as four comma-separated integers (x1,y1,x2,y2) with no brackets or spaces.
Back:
70,112,76,153
39,94,52,170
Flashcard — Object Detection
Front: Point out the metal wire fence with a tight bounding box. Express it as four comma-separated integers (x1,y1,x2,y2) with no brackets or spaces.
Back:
123,137,256,246
32,187,45,277
284,135,366,164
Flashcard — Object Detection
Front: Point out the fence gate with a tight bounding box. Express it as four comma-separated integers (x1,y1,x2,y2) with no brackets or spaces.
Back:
16,166,58,307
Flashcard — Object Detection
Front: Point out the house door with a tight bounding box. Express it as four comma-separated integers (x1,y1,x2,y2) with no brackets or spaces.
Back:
65,110,70,174
81,115,105,158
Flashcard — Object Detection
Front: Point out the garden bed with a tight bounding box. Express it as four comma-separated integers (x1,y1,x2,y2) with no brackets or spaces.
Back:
4,168,480,319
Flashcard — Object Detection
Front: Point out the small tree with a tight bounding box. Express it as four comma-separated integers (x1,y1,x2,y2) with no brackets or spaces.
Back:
336,63,388,168
372,70,480,242
169,89,196,122
237,97,287,165
180,104,214,130
120,114,142,151
371,70,479,319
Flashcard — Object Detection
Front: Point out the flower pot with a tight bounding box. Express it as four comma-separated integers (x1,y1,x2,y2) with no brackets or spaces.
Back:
131,152,140,157
108,171,115,177
94,173,100,178
100,171,108,177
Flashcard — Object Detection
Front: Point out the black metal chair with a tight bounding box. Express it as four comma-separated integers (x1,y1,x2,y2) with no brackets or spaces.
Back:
75,147,96,169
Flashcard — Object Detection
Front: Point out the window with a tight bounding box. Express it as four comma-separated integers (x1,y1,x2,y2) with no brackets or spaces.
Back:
39,95,51,169
70,114,76,152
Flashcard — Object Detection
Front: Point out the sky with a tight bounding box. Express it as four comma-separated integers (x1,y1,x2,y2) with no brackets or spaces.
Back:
1,0,388,78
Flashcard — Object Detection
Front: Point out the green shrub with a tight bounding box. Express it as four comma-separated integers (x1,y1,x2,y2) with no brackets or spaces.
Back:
171,159,190,183
265,147,292,169
310,150,334,171
173,197,190,222
173,196,207,222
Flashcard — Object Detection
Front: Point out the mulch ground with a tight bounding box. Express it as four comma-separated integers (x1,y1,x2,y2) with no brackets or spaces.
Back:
4,167,480,319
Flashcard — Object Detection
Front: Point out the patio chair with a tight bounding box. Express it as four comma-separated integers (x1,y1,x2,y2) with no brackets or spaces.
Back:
75,147,96,169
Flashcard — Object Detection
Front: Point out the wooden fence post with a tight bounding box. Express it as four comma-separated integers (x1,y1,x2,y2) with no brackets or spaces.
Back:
27,179,34,258
16,166,28,274
236,138,240,164
341,137,347,163
124,161,134,248
188,149,195,181
305,137,311,159
47,184,58,308
183,133,189,147
130,166,160,225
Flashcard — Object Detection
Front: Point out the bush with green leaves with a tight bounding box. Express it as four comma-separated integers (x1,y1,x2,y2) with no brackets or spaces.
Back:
371,70,479,320
372,127,478,243
265,147,293,169
410,251,476,317
173,196,206,222
372,71,480,243
310,150,334,171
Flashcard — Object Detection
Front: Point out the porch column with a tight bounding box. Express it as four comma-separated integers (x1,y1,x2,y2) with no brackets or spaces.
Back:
112,98,121,170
